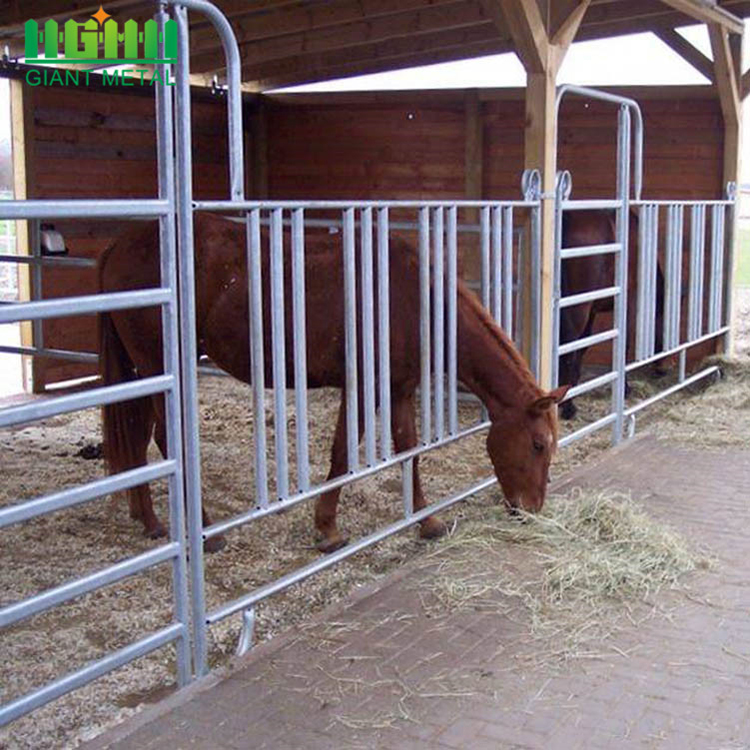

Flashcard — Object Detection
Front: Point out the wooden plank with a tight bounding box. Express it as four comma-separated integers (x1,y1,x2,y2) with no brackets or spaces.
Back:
9,79,33,392
659,0,744,34
653,27,715,81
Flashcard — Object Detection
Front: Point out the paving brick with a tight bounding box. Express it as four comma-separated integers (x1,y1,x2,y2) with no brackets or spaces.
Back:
84,439,750,750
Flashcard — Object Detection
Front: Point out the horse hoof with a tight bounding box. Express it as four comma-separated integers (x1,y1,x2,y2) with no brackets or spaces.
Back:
419,516,447,540
317,535,349,554
144,523,167,540
204,535,227,554
560,401,577,421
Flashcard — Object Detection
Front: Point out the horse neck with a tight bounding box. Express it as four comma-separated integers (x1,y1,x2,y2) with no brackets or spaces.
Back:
456,291,541,420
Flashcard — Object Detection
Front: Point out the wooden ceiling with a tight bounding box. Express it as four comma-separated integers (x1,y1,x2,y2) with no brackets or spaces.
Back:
2,0,749,91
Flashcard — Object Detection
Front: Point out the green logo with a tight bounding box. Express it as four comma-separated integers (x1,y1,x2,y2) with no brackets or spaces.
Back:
25,5,177,65
24,5,177,87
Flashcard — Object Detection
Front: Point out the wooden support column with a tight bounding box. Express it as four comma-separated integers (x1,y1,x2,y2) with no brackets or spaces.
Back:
483,0,589,388
9,79,34,392
463,88,484,283
709,22,743,354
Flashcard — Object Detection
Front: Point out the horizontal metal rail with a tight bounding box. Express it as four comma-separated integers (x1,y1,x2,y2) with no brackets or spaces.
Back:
0,199,170,220
559,286,620,308
559,412,618,449
0,254,97,269
207,474,498,624
561,199,622,211
562,370,618,401
625,327,729,373
0,344,98,363
631,199,733,207
0,374,173,428
624,366,720,418
195,199,539,211
558,328,618,356
560,243,620,259
204,420,490,539
0,543,180,628
0,623,184,728
0,288,170,324
0,461,176,529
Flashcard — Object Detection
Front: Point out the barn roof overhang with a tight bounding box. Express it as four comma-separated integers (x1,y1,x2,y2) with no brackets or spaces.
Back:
1,1,748,92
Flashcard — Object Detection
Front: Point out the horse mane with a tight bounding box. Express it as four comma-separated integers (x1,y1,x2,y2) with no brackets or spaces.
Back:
457,283,542,396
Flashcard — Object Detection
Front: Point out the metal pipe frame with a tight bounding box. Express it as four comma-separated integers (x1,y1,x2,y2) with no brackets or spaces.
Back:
0,254,97,269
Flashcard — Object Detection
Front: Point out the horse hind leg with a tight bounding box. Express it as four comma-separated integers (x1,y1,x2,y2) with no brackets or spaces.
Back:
391,390,446,541
314,390,363,554
152,398,226,554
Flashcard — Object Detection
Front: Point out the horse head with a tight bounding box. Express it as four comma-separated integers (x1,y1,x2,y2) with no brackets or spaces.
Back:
485,385,569,513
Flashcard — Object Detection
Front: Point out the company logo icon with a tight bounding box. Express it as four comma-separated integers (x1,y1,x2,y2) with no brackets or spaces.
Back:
24,5,177,66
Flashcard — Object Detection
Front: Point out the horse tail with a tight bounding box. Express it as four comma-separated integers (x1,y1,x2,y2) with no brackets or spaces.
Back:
99,311,155,518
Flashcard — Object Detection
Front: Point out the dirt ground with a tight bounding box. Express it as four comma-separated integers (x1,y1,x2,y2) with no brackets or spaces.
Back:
1,303,749,750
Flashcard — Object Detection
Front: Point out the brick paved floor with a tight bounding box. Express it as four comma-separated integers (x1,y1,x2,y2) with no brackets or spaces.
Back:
86,436,750,750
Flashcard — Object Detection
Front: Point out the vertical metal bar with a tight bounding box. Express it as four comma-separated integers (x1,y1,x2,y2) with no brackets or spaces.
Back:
688,204,706,341
480,207,490,311
270,208,288,500
530,200,542,377
360,208,377,467
664,204,683,351
291,208,309,492
30,219,43,357
636,204,648,361
343,207,359,471
418,207,431,445
432,207,444,442
647,205,659,356
402,458,414,518
479,207,490,423
612,106,631,445
490,206,502,324
155,4,190,687
709,204,725,332
502,206,513,335
722,185,736,350
173,4,207,678
377,208,391,461
446,206,458,436
679,349,687,382
552,175,567,389
247,209,268,508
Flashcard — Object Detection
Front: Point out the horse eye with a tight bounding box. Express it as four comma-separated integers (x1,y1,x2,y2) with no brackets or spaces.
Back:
533,440,544,454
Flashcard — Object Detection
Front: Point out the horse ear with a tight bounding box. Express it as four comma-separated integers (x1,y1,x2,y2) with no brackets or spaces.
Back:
527,385,571,415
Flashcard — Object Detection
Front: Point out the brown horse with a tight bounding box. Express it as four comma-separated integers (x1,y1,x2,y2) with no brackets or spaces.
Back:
558,210,664,419
99,213,568,553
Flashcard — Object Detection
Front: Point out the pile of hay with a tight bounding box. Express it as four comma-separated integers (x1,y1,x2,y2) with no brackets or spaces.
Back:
420,488,711,667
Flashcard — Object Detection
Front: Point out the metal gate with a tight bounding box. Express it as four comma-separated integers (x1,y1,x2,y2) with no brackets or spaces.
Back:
551,85,735,449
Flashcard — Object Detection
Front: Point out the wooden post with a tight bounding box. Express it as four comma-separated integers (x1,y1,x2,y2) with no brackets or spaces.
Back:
484,0,590,388
709,23,743,355
463,88,483,283
9,79,33,393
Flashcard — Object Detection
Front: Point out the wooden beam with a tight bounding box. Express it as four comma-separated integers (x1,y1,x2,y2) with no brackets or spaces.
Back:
250,37,507,91
551,0,592,47
9,78,33,392
658,0,744,34
653,27,715,80
237,22,499,83
0,0,147,35
192,1,487,73
709,23,741,135
486,0,548,72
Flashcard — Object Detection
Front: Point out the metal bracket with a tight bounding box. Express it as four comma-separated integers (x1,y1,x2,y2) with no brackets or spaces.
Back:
726,181,738,201
521,169,542,202
555,170,573,201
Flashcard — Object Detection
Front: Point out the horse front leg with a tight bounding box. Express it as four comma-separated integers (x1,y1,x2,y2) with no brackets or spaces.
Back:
314,390,363,554
392,390,446,540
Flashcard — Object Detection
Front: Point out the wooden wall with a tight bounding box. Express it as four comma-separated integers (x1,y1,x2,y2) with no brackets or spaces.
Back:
11,80,726,389
15,79,229,389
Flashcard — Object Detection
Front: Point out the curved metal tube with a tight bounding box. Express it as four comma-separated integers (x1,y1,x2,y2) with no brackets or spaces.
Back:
555,84,644,201
164,0,244,200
